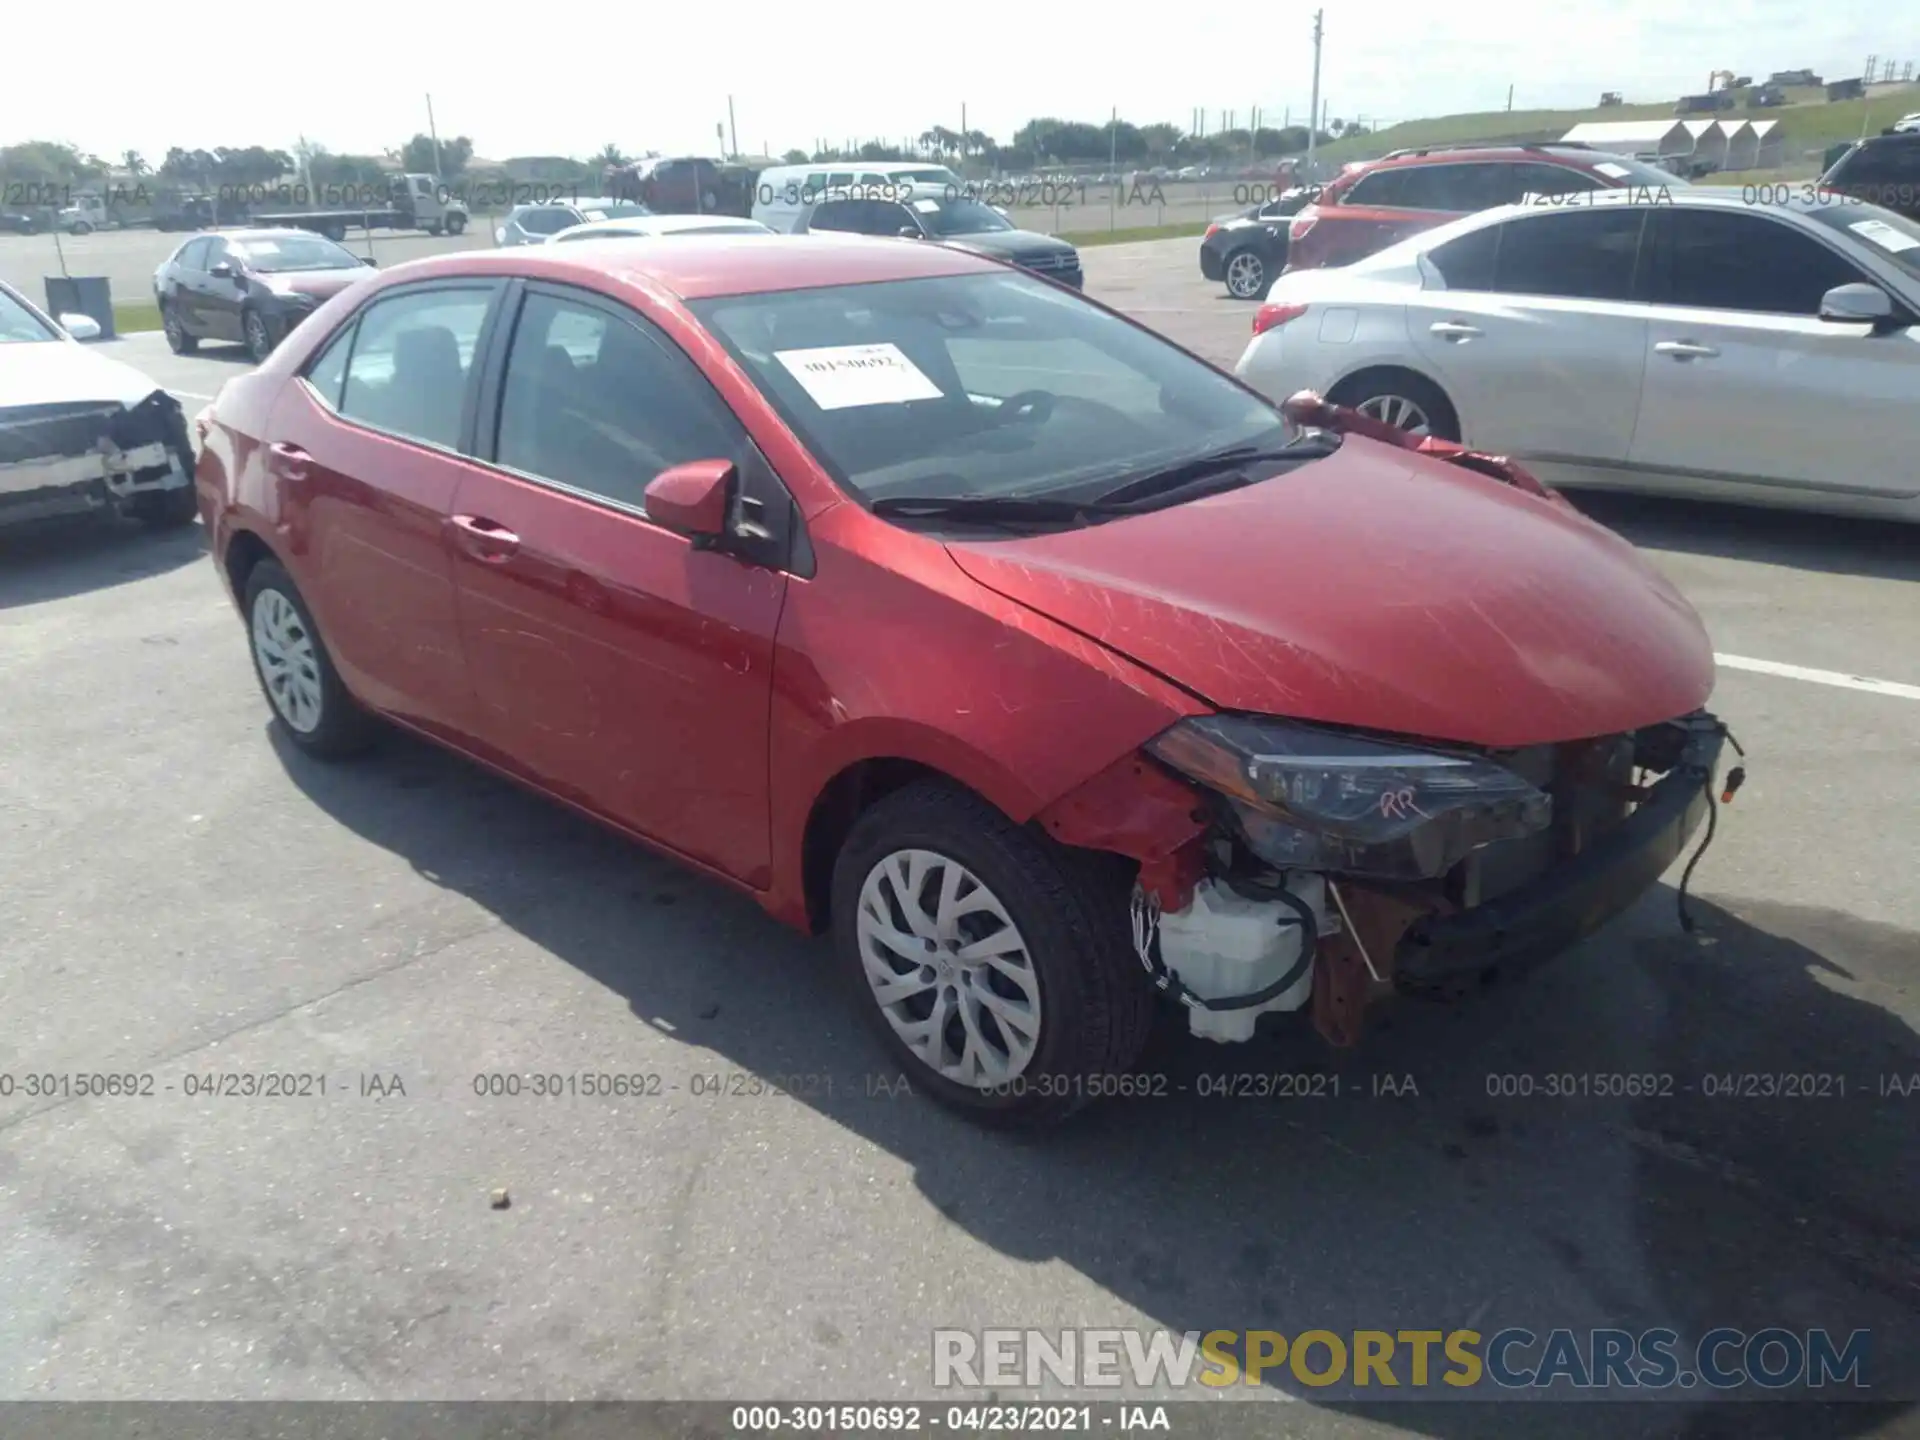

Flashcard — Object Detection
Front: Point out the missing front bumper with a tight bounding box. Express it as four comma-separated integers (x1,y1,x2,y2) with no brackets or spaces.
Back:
1394,717,1725,987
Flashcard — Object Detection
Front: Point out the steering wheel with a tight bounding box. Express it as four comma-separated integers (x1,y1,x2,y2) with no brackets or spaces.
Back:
998,389,1055,426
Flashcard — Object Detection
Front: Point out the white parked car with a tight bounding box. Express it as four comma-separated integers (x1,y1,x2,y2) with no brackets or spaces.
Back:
546,214,774,244
1234,188,1920,522
0,281,197,530
1891,113,1920,134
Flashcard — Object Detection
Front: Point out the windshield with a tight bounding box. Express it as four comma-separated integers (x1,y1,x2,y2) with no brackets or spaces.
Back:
1803,202,1920,285
689,271,1290,511
0,286,59,342
916,197,1014,236
234,235,358,272
579,203,653,221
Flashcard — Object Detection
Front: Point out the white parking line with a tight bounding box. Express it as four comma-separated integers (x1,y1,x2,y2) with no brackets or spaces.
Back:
1716,653,1920,702
168,389,217,402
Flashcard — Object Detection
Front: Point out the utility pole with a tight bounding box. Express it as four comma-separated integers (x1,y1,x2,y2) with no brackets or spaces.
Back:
1305,9,1324,174
425,94,443,177
727,96,738,159
1507,84,1514,111
1109,105,1118,170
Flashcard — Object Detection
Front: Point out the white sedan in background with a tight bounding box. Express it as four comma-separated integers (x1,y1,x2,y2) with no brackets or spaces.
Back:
1234,187,1920,522
547,214,774,244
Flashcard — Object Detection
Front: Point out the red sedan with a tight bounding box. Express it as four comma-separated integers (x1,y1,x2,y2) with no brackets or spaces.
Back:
195,234,1732,1125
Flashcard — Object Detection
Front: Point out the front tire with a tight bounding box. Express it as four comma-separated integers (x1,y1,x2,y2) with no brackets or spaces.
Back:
161,301,197,354
830,781,1156,1127
129,482,197,530
444,212,467,236
243,559,377,758
243,307,275,363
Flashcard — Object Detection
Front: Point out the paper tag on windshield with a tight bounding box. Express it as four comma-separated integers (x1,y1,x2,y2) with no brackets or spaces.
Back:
912,198,940,213
775,343,943,409
1592,162,1631,179
1850,218,1920,253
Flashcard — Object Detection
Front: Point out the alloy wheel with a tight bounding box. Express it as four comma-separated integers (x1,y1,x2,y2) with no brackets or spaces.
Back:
251,588,323,733
1356,393,1431,435
1225,251,1265,298
855,848,1043,1089
245,312,271,361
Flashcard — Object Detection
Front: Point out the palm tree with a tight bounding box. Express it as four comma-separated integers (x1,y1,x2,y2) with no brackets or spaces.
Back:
121,149,149,177
595,143,628,169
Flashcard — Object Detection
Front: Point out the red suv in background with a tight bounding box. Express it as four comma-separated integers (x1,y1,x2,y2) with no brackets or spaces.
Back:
1284,143,1685,272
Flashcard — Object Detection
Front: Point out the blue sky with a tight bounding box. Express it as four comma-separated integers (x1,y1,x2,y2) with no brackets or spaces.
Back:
4,0,1900,162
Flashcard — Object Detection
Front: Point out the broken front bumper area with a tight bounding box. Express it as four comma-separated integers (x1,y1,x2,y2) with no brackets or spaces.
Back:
1395,715,1723,988
0,391,192,527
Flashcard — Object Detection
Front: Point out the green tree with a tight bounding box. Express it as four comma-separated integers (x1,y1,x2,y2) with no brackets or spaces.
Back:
399,133,473,178
595,142,627,168
0,141,104,183
782,148,808,164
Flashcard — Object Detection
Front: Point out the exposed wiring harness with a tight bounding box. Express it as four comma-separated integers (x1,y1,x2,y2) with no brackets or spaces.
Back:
1677,727,1747,934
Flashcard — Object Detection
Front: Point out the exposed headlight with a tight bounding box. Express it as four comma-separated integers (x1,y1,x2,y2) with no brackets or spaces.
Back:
1147,714,1551,881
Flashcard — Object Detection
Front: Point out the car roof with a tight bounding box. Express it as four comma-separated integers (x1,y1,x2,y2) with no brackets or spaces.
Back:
186,227,331,244
1363,144,1606,172
551,215,773,239
371,231,999,299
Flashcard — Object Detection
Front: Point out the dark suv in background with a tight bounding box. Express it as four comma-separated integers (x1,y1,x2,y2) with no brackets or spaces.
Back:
1820,132,1920,220
1283,143,1686,272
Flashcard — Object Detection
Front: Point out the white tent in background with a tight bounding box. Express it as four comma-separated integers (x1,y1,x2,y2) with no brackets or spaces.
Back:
1560,119,1693,158
1682,120,1732,171
1720,120,1759,171
1748,119,1786,169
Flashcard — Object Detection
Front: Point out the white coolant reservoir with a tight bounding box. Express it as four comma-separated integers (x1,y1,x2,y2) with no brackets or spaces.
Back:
1150,876,1334,1043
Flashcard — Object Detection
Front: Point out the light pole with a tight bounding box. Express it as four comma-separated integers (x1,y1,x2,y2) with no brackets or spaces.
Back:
1305,10,1324,174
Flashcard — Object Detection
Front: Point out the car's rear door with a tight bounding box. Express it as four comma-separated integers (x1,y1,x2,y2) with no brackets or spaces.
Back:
1407,205,1652,466
201,238,247,342
261,281,501,742
1628,206,1920,499
446,282,792,885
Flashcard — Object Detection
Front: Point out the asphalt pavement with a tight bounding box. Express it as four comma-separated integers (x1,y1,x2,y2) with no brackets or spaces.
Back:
2,238,1917,1434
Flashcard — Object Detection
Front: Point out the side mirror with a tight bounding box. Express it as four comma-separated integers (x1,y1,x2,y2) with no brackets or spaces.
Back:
209,261,235,280
1818,282,1900,331
897,224,921,238
60,313,102,341
643,459,735,545
362,255,378,266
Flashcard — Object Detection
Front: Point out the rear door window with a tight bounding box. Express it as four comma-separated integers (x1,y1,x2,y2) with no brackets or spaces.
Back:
1491,209,1647,300
335,287,494,449
807,200,867,233
1427,225,1500,289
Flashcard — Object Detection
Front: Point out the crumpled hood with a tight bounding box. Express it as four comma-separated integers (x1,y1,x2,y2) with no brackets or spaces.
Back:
0,338,162,409
945,438,1715,749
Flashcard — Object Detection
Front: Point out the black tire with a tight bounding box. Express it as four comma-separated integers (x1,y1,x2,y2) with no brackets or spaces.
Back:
161,301,197,355
241,559,377,759
1328,368,1461,441
830,781,1156,1127
321,222,346,242
1223,247,1270,300
71,221,93,236
445,212,467,236
425,222,444,237
129,482,198,530
243,307,275,363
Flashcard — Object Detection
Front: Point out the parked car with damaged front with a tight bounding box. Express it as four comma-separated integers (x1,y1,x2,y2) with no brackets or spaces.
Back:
194,234,1735,1126
0,280,196,530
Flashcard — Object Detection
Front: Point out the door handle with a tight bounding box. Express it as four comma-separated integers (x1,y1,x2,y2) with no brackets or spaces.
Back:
267,441,311,482
1429,320,1482,341
1654,340,1719,360
448,513,521,561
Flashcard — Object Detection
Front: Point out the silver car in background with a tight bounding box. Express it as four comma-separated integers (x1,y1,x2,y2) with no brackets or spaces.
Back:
493,198,655,246
1235,188,1920,522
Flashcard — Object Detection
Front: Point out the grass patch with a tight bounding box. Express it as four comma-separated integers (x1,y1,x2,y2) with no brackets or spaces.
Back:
1058,221,1209,245
114,300,162,334
1317,84,1920,167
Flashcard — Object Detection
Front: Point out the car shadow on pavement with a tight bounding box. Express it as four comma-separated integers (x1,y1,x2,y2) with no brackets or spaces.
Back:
272,725,1919,1436
1564,491,1920,584
0,515,206,609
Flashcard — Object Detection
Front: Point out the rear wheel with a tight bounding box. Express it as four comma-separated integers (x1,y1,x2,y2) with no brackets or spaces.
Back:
1223,248,1269,300
1329,369,1460,441
243,560,377,758
445,212,467,236
425,222,444,237
830,781,1156,1127
161,302,197,355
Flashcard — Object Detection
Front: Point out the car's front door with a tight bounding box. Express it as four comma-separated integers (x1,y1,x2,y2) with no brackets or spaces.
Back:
201,238,247,342
1629,207,1920,499
263,282,500,741
1408,206,1653,467
169,237,213,335
446,283,791,885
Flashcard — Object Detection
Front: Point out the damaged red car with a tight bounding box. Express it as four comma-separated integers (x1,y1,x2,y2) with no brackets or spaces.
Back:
195,234,1734,1125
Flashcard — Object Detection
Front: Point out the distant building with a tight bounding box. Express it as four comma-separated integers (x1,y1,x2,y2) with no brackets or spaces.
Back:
1599,91,1624,107
1767,68,1822,87
1826,77,1866,101
1561,119,1693,159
